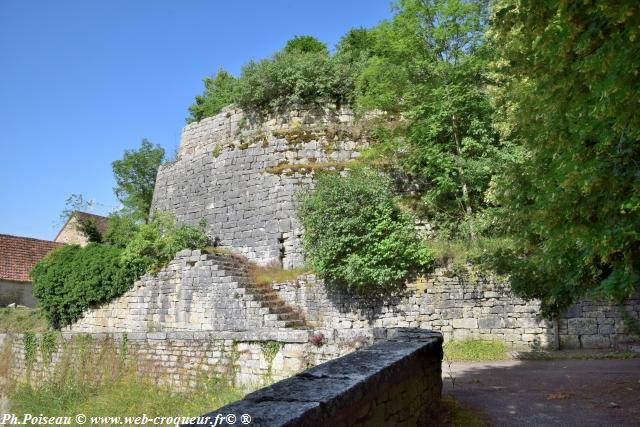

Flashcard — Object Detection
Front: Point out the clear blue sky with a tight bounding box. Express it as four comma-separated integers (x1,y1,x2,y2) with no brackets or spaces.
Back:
0,0,392,240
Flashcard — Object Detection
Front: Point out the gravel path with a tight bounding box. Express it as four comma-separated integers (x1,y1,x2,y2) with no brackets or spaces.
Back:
443,359,640,427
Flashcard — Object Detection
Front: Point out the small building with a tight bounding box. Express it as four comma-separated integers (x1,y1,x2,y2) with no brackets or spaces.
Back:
54,211,108,246
0,234,63,307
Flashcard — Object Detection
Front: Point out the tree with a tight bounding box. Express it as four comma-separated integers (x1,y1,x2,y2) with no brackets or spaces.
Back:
488,0,640,316
187,69,238,123
355,0,502,238
284,35,328,55
111,139,165,223
297,170,433,293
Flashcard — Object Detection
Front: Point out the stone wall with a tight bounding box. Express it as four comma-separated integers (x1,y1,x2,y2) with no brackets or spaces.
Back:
151,106,364,268
0,280,36,307
558,299,640,350
272,269,640,351
273,269,556,350
0,330,362,392
67,249,640,351
68,250,305,333
192,329,443,427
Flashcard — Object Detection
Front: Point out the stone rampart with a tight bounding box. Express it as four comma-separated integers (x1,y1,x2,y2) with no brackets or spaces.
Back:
66,249,640,351
0,330,361,391
68,250,305,333
272,270,640,351
151,106,364,268
190,329,443,427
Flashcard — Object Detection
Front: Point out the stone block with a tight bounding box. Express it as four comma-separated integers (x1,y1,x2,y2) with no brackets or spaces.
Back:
452,318,478,329
580,334,611,349
478,317,502,330
567,318,597,335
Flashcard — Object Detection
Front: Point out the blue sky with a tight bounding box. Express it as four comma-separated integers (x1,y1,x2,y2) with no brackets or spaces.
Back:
0,0,391,240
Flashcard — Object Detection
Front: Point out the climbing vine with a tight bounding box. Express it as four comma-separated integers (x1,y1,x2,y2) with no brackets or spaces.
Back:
23,332,38,369
40,331,58,364
260,340,284,382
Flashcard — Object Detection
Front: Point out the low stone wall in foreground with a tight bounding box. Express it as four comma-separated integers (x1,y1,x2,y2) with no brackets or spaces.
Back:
0,330,363,391
191,329,444,427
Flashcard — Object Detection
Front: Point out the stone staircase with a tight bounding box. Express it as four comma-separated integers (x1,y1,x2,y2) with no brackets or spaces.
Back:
218,254,307,329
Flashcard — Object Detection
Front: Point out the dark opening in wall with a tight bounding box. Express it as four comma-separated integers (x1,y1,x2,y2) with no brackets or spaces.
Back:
278,234,286,268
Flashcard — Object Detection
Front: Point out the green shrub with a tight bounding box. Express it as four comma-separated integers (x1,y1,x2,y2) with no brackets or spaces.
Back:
102,213,139,248
188,35,363,119
187,69,238,123
31,212,210,329
235,49,346,114
297,170,433,293
31,244,137,329
120,212,210,274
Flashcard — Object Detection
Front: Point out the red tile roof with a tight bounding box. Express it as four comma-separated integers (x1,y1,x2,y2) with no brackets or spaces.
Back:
0,234,64,282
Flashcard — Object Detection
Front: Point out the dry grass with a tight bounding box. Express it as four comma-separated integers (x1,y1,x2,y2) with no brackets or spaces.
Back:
0,308,49,333
7,335,244,422
428,237,514,266
264,160,347,176
248,262,310,286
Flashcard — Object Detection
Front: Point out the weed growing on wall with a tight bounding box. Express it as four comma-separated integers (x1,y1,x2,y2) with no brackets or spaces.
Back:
259,341,284,382
39,332,58,365
8,336,244,421
22,333,37,370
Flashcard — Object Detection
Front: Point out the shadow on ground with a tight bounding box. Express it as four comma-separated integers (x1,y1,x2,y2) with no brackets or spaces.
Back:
443,359,640,427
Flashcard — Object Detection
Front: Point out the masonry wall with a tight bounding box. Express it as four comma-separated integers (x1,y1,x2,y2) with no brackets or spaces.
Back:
68,250,304,333
151,106,364,268
272,270,640,351
0,330,362,392
0,280,36,308
194,329,444,427
67,249,640,351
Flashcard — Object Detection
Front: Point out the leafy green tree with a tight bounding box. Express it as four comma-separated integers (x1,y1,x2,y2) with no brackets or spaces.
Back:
284,35,328,55
355,0,503,237
488,0,640,316
297,170,433,293
111,139,165,223
187,69,238,123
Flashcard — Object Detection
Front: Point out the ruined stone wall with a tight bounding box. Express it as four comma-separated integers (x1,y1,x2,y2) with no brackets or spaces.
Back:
0,330,361,391
272,269,640,351
66,249,639,351
196,329,444,427
151,106,364,268
68,250,304,333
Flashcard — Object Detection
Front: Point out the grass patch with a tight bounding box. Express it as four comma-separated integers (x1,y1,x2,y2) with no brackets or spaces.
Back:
444,340,508,361
264,160,347,176
6,335,245,424
428,237,514,266
10,377,243,423
249,262,310,286
0,308,48,333
441,395,488,427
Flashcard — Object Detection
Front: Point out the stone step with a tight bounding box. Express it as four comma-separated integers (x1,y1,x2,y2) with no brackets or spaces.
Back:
276,312,301,321
283,319,306,328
